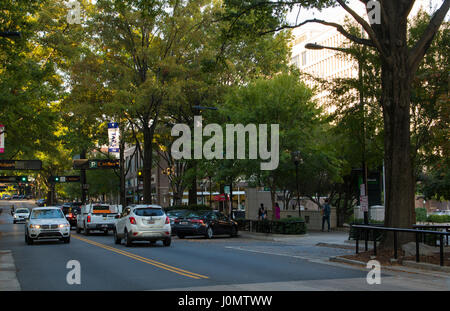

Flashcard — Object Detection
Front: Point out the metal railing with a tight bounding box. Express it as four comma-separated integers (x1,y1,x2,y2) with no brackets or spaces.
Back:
413,224,450,246
352,224,450,266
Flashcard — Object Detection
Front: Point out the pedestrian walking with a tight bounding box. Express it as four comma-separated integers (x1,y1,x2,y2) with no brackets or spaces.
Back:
321,199,331,232
274,202,281,220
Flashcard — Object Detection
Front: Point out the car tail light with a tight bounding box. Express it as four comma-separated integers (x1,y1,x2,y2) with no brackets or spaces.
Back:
174,218,180,223
68,213,73,218
87,215,91,223
165,216,170,224
191,219,204,224
129,217,136,224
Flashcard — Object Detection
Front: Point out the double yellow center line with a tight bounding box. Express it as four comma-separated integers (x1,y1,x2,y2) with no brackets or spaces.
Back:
73,235,209,280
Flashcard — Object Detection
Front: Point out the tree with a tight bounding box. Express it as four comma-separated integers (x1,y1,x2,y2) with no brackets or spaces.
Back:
221,73,340,214
222,0,450,244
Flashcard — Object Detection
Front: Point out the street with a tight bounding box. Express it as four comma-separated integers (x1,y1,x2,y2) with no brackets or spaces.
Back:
1,201,450,291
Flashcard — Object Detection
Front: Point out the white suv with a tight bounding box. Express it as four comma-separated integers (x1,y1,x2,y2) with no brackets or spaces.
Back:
113,205,171,247
25,207,71,245
13,208,30,223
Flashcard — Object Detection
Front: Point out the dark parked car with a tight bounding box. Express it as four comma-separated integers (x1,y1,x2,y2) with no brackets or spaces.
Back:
166,209,191,235
61,202,82,228
36,199,46,207
173,210,238,239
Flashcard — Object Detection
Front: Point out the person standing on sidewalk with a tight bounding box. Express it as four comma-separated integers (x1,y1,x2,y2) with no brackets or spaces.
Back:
321,199,331,232
274,203,281,220
258,204,265,220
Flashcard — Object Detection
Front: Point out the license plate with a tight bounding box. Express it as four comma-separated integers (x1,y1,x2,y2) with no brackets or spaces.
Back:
147,220,155,224
102,224,108,228
181,222,188,225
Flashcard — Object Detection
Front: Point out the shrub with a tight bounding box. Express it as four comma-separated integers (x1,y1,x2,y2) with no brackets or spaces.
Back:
237,218,307,235
164,204,211,212
426,215,450,223
415,208,428,222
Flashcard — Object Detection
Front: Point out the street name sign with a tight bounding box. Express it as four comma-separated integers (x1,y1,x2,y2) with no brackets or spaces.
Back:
0,160,42,170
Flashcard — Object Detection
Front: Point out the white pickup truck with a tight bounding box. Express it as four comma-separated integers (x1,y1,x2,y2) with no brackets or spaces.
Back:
76,203,119,235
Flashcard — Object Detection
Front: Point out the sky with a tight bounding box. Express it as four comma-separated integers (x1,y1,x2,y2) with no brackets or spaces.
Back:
286,0,448,30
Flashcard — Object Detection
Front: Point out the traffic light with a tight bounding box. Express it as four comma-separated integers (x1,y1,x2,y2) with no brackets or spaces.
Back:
48,176,60,183
18,176,28,182
137,169,143,181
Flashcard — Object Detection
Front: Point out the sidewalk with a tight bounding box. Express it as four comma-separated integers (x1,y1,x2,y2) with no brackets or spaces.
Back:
239,230,450,275
0,250,21,291
239,230,370,249
0,206,21,291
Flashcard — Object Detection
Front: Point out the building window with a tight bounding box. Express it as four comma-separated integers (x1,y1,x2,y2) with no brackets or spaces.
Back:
291,54,300,68
301,51,307,66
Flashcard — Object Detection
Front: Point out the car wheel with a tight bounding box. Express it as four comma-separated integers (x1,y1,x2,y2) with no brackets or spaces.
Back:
103,230,109,235
124,230,132,247
114,230,121,245
230,226,237,237
84,224,90,236
177,234,185,239
26,234,34,245
13,220,16,224
76,226,81,234
163,238,171,247
205,226,214,239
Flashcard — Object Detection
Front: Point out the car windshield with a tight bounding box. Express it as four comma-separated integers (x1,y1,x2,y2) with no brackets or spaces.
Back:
16,209,29,213
167,210,189,217
31,209,64,219
134,208,164,217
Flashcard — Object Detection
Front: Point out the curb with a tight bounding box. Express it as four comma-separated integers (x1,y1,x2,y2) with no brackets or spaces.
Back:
329,256,366,267
0,250,21,291
329,255,450,275
403,260,450,273
238,232,308,242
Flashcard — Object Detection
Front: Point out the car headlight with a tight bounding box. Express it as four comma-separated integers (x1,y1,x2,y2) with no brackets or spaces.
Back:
14,214,17,218
59,223,70,228
30,224,40,229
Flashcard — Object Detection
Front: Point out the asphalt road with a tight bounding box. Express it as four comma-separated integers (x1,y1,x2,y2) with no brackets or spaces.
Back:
1,201,450,291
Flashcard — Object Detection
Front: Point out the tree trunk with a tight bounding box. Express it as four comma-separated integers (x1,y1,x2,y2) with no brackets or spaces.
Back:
381,54,416,247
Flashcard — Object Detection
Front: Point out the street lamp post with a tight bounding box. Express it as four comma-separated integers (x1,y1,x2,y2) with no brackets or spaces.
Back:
291,151,302,218
305,42,369,224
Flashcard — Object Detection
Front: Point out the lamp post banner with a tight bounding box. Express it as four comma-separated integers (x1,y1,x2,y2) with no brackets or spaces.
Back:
108,122,120,153
0,124,4,153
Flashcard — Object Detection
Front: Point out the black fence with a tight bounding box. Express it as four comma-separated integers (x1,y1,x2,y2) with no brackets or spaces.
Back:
413,224,450,246
352,224,450,266
237,219,306,235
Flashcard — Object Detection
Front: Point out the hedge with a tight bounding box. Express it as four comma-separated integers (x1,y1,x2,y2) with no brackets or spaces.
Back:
426,215,450,223
164,204,211,212
236,218,306,235
415,208,428,222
